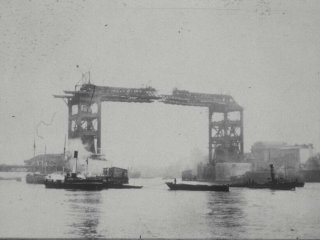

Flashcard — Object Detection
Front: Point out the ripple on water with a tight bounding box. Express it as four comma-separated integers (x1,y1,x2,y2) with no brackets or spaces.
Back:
1,178,320,238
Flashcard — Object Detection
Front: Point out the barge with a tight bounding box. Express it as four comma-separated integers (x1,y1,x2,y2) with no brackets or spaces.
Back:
166,181,229,192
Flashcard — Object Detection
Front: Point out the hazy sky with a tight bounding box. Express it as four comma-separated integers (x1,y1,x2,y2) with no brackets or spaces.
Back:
1,0,320,167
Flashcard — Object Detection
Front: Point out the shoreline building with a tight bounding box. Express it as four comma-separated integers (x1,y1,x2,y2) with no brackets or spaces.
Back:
251,142,314,177
24,154,65,173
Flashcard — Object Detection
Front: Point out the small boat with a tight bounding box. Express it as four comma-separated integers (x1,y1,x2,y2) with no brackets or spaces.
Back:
231,165,298,190
26,172,46,184
45,173,103,190
249,165,296,190
0,176,22,182
166,182,229,192
105,183,143,189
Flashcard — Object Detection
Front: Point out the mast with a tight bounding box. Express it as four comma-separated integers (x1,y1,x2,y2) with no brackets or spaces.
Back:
44,145,47,174
63,135,66,158
74,151,78,174
284,159,287,178
33,138,36,157
63,135,66,173
33,138,36,172
270,164,275,183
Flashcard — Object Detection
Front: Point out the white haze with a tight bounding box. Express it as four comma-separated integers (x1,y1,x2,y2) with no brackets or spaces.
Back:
101,102,208,172
0,0,320,168
67,138,93,170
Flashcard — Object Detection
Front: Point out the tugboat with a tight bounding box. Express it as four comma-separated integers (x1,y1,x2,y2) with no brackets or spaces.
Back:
166,178,229,192
230,164,302,190
44,172,103,190
44,151,103,190
247,164,296,190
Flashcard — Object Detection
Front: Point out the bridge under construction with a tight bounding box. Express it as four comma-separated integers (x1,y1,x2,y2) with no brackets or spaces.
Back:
54,79,243,167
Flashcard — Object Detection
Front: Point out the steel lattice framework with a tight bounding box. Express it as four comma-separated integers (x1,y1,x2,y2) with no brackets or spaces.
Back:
54,82,243,165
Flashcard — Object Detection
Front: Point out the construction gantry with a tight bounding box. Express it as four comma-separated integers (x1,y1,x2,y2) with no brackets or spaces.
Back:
54,81,243,165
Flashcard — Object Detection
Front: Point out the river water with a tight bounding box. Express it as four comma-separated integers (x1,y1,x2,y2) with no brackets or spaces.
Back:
0,172,320,238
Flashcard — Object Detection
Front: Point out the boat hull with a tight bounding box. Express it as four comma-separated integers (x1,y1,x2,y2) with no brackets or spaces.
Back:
45,179,103,190
104,183,143,189
0,177,22,182
230,181,300,189
26,173,46,184
166,182,229,192
247,182,295,190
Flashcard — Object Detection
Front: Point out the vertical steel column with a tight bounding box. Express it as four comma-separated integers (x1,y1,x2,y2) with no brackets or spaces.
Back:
68,100,72,138
240,110,244,154
223,111,228,161
208,107,213,164
223,111,228,138
97,100,102,154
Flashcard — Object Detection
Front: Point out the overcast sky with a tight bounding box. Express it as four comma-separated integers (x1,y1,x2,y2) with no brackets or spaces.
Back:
1,0,320,167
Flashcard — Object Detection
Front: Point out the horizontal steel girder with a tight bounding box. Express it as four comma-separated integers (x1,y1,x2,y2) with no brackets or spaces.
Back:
54,84,243,111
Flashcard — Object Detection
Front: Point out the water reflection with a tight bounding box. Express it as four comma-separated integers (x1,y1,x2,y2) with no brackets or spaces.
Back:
206,190,247,238
1,177,320,238
65,191,102,238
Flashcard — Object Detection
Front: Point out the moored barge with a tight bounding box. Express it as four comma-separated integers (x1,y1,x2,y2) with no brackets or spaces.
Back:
166,182,229,192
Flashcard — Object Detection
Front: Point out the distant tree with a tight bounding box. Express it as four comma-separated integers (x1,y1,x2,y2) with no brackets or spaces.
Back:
305,154,320,170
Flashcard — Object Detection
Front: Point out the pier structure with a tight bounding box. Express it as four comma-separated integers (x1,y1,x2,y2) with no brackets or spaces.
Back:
161,89,243,164
54,82,159,153
54,80,243,166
